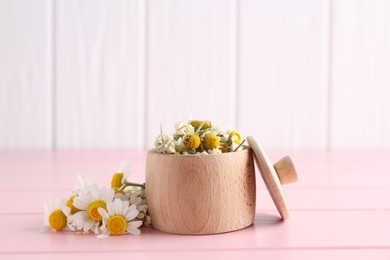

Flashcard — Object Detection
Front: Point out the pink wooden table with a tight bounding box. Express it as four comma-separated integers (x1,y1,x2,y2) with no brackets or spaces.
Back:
0,150,390,259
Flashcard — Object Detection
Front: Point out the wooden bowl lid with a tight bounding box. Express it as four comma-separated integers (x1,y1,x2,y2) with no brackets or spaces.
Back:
247,136,298,220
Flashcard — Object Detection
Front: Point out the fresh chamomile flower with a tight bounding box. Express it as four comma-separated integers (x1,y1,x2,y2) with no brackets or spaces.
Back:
202,133,220,151
111,161,131,190
66,194,80,214
130,191,149,220
154,133,176,154
97,198,142,238
43,197,71,231
66,175,93,214
69,184,115,233
115,190,150,225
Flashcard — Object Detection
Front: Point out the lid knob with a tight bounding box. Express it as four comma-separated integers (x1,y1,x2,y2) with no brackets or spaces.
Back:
274,156,298,185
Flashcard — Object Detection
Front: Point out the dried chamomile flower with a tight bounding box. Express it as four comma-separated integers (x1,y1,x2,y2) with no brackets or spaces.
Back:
208,148,222,154
202,133,220,151
154,133,176,154
189,120,211,132
155,120,244,154
174,121,195,138
183,133,201,150
230,130,242,145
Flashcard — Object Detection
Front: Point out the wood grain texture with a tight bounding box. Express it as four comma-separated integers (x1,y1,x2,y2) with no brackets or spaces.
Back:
330,0,390,149
55,0,144,148
145,148,256,234
238,0,329,149
247,136,290,220
0,0,52,148
146,0,234,148
274,156,298,184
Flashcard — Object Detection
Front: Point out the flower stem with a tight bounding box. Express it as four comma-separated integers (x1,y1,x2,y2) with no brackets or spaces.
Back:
125,181,145,189
234,139,246,152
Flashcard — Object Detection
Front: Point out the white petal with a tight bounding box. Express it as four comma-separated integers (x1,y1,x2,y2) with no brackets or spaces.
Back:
121,200,129,215
97,231,110,238
67,223,77,231
128,204,136,212
126,227,141,235
105,188,115,202
91,223,100,234
130,193,137,204
62,206,71,216
98,207,109,221
134,197,142,206
128,221,143,229
114,198,122,215
114,193,126,201
125,209,139,221
137,205,146,212
69,210,87,221
91,185,99,200
83,219,94,232
78,191,92,203
145,215,152,225
73,199,89,211
107,201,115,216
69,211,88,229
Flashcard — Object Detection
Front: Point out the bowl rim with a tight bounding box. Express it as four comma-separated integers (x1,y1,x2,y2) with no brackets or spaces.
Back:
147,146,251,158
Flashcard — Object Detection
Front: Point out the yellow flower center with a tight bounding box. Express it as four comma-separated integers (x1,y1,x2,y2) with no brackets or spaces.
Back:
107,215,127,235
231,130,242,144
88,200,107,221
111,173,124,189
183,133,201,150
203,133,220,150
66,194,80,214
189,120,211,131
49,210,67,230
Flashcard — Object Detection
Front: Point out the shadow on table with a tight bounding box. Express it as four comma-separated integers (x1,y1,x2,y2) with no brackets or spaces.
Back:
253,212,284,228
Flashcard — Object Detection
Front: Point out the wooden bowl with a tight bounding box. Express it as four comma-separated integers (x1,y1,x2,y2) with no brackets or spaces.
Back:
145,148,256,235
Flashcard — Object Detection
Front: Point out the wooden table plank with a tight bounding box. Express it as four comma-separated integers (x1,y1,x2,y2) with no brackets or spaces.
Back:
1,187,389,214
0,210,389,254
1,151,390,190
3,250,390,260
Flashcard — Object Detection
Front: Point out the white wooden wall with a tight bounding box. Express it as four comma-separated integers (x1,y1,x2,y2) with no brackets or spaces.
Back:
1,0,390,150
